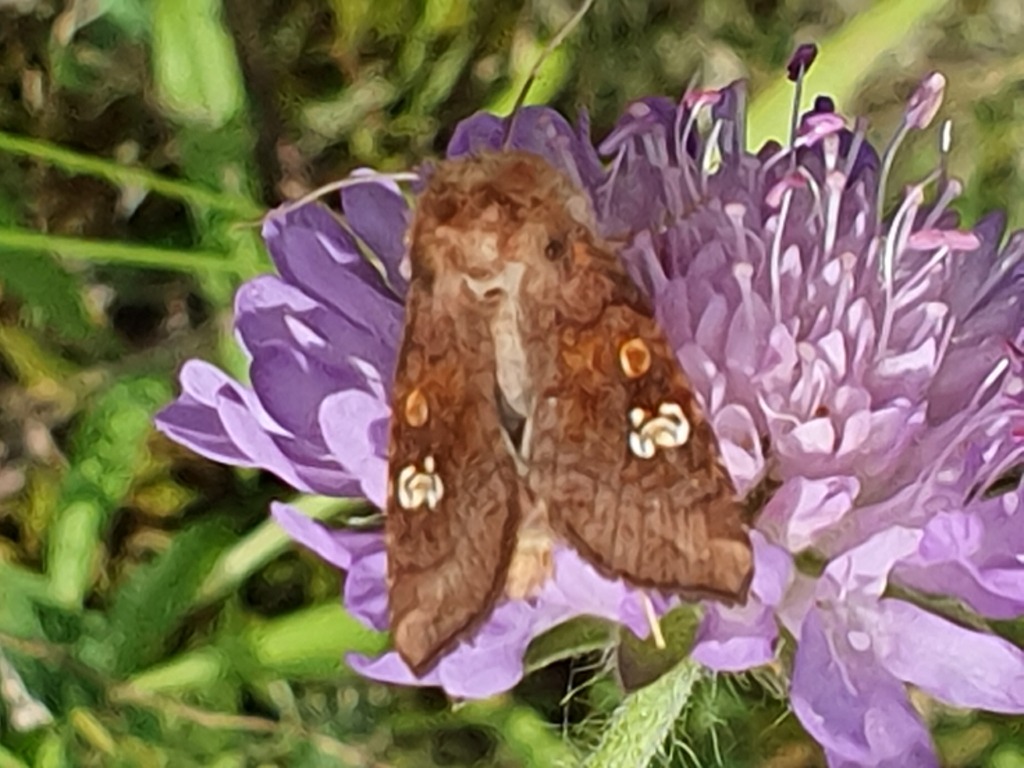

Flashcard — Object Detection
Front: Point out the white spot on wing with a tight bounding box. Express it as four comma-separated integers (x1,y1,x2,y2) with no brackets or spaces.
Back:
628,401,691,459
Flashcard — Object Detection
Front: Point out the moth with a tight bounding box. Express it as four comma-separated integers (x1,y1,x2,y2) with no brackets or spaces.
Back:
385,150,753,674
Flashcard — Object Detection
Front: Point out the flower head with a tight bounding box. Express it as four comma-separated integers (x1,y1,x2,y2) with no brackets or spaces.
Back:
157,107,669,698
157,67,1024,764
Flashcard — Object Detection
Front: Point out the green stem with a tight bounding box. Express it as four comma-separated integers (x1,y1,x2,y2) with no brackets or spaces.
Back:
0,227,240,274
244,603,387,677
583,659,702,768
0,131,261,218
126,648,229,695
46,499,104,609
193,495,362,607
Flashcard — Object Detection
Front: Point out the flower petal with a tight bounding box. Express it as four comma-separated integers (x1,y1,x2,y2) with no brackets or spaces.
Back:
341,176,411,295
235,275,396,391
216,387,313,492
270,502,380,571
271,503,390,630
261,204,403,343
691,533,788,671
343,547,390,631
895,490,1024,619
155,361,252,465
790,608,937,767
822,527,923,599
349,600,538,698
539,549,651,638
760,475,860,552
691,601,776,671
447,107,604,197
319,390,390,506
712,403,765,492
445,112,503,156
750,531,794,607
873,598,1024,712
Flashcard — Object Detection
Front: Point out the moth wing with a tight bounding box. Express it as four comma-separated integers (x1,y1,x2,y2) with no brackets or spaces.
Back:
532,243,753,602
386,281,522,674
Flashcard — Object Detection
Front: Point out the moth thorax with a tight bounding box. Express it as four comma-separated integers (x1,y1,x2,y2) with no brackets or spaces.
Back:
396,456,444,510
463,262,533,420
441,226,502,275
628,403,691,459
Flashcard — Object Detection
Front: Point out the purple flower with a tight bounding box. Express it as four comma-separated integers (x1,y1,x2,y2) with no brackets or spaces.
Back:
157,111,666,699
617,79,1024,765
157,71,1024,764
266,502,655,698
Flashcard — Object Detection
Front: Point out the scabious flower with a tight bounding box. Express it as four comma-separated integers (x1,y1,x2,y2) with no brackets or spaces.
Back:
157,54,1024,764
155,107,662,699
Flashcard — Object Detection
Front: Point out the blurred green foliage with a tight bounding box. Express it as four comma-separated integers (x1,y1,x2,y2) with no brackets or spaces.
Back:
0,0,1022,765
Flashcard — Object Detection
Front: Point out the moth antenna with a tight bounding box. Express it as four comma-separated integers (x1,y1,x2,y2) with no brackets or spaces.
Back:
263,170,422,223
500,0,597,150
640,593,666,650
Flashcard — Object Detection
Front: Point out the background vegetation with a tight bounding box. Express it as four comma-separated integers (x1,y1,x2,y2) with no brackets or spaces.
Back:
0,0,1023,765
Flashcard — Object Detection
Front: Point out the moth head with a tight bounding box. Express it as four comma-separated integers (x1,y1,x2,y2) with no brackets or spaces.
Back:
409,151,597,287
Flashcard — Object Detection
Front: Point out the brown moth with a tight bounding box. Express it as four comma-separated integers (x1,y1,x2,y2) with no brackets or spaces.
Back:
385,150,754,675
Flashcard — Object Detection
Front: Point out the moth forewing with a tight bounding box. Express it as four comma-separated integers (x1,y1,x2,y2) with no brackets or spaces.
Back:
384,279,522,674
535,249,754,602
386,150,754,674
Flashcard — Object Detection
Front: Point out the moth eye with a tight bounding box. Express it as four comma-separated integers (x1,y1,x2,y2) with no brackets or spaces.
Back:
396,455,444,511
628,401,691,459
544,237,567,261
431,194,459,223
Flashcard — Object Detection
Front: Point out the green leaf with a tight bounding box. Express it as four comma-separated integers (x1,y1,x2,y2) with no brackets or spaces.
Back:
125,648,229,695
68,708,116,758
616,606,700,692
0,253,92,341
97,0,152,40
990,744,1024,768
194,496,363,608
485,37,573,117
0,563,56,612
32,732,71,768
0,118,101,344
87,520,234,675
46,376,172,609
0,576,45,638
455,699,579,768
0,744,30,768
243,603,387,679
523,616,615,675
582,659,702,768
0,325,78,386
151,0,245,128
